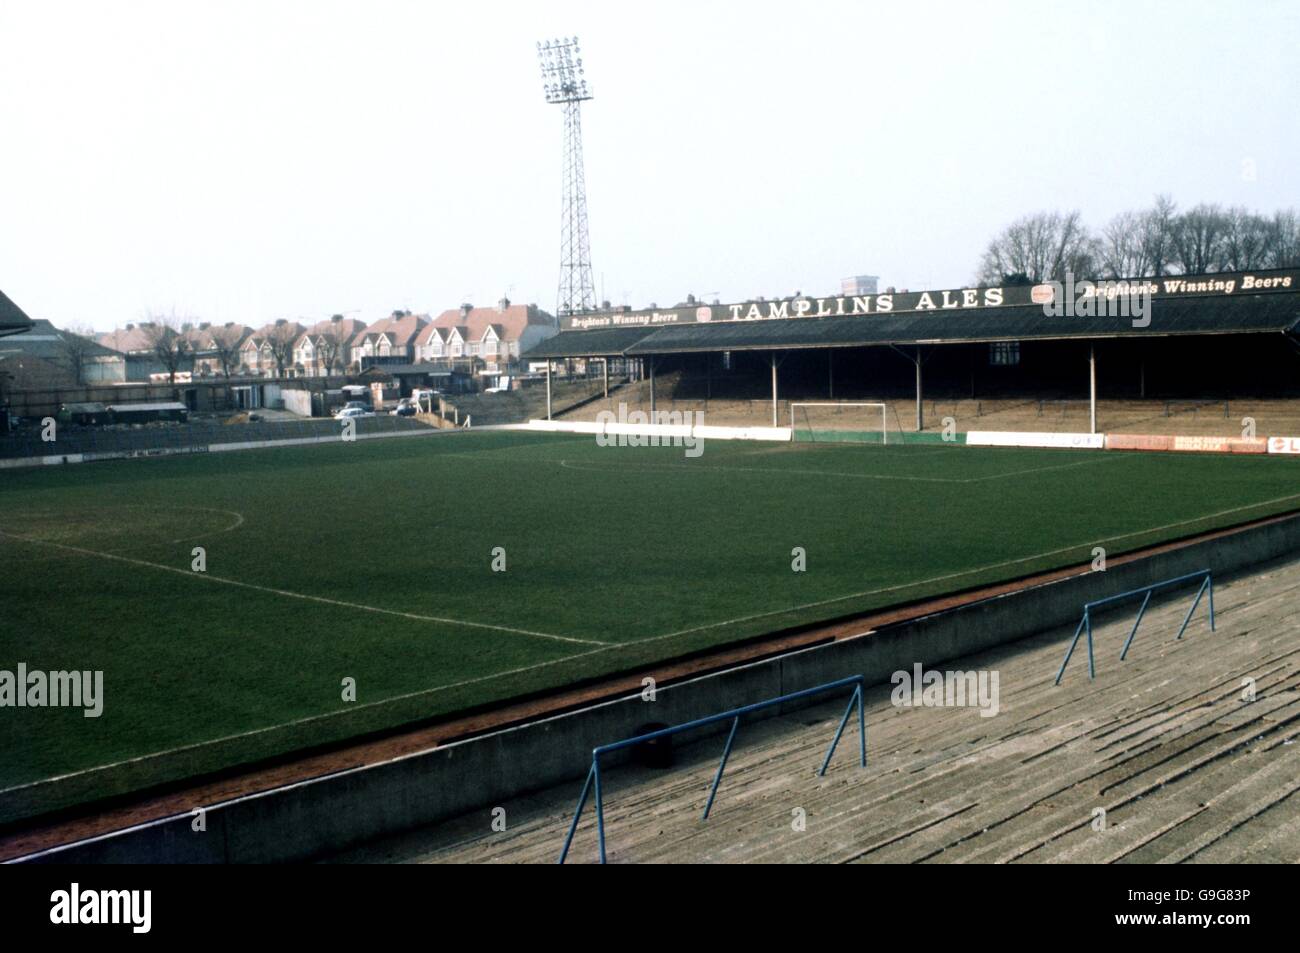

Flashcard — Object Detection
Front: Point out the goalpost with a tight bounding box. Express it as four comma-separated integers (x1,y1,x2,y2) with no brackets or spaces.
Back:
790,402,891,444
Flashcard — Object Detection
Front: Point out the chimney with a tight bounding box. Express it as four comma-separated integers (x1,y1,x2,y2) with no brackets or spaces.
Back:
460,303,473,319
199,322,210,330
600,300,611,309
497,296,510,311
126,323,135,331
686,294,696,305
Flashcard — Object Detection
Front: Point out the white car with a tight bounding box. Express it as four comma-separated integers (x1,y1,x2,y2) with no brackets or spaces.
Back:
334,407,371,420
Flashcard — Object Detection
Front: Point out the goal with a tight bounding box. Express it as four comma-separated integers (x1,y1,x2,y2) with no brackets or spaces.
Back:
790,402,891,444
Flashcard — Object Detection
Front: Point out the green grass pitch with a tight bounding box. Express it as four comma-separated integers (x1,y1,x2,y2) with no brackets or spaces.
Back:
2,430,1298,824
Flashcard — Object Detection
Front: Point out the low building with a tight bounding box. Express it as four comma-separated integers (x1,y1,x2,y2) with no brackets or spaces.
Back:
5,319,127,384
106,401,189,424
98,322,185,381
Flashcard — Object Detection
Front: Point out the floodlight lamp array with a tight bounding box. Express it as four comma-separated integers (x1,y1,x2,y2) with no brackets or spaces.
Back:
537,36,591,103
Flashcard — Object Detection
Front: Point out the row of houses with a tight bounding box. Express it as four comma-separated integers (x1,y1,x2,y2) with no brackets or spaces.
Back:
89,299,558,385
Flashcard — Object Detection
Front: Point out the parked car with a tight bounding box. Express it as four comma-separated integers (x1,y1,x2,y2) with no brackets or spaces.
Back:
391,399,417,417
343,400,372,413
334,406,371,420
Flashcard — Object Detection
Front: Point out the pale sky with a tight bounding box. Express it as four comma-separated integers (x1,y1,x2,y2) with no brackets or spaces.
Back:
1,0,1296,331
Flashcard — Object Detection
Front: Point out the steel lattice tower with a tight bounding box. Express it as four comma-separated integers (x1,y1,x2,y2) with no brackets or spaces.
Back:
538,37,596,316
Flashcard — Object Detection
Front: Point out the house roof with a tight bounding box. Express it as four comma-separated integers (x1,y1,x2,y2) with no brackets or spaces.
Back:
297,317,368,349
353,314,428,348
245,321,307,347
183,323,254,352
0,289,35,338
421,302,556,344
98,323,158,353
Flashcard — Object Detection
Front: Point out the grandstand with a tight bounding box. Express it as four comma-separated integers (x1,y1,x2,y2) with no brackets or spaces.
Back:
560,377,1300,442
526,267,1300,440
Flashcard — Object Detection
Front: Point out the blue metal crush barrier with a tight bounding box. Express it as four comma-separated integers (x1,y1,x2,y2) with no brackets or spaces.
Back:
558,675,867,864
1055,569,1215,685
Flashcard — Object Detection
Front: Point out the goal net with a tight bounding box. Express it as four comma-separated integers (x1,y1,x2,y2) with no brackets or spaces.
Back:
790,402,892,444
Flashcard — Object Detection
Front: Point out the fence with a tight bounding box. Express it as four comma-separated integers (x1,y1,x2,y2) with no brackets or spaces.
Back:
558,675,867,864
0,415,439,461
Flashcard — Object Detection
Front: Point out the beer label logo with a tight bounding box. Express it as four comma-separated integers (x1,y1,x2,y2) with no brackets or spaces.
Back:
1030,284,1055,305
695,306,713,322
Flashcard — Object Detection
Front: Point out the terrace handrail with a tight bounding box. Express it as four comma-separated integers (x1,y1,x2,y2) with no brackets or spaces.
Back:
1055,569,1215,685
558,675,867,864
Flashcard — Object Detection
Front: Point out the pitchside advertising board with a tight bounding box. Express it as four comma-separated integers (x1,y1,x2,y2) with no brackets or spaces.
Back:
563,268,1300,330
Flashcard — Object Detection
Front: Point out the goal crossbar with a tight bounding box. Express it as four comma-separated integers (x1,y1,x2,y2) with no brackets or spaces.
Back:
789,402,890,444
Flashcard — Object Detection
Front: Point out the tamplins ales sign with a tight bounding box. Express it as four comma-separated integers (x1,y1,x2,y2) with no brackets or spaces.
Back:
563,268,1298,331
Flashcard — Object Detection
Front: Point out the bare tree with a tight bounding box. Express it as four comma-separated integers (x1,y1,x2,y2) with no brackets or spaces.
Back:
1141,194,1178,276
141,313,192,386
266,319,300,378
210,323,246,379
1098,196,1181,278
57,323,99,385
1170,203,1229,274
977,210,1099,285
1098,212,1150,279
1216,207,1272,271
1264,209,1300,268
316,316,351,377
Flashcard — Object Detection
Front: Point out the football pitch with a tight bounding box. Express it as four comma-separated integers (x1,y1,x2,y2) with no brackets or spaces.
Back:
3,429,1299,825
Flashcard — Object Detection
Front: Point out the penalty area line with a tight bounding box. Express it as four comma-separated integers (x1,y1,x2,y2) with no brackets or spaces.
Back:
0,530,605,647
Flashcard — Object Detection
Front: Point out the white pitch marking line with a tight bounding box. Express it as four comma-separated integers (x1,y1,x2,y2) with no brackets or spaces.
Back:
167,506,246,544
557,453,1120,484
0,530,605,647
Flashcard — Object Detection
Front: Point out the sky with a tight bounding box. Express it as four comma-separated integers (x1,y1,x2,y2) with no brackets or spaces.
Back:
0,0,1296,331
